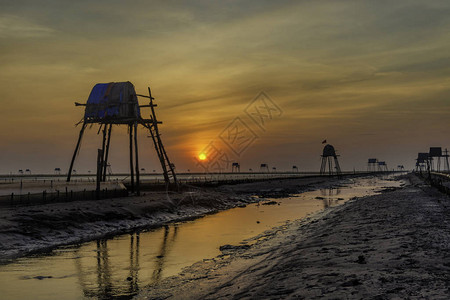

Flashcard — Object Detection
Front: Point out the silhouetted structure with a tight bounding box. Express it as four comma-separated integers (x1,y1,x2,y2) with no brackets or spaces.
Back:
377,161,388,172
416,152,430,173
320,144,341,176
367,158,378,172
231,162,240,172
260,164,269,172
292,165,298,172
397,165,405,171
444,149,450,172
429,147,450,172
67,82,177,194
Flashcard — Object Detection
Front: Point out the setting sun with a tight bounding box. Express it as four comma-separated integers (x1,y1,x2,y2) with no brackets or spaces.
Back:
198,153,207,161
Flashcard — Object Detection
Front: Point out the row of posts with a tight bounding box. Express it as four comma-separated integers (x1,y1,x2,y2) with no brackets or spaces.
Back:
5,187,125,207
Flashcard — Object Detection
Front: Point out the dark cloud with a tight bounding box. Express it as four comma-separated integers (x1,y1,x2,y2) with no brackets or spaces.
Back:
1,0,450,172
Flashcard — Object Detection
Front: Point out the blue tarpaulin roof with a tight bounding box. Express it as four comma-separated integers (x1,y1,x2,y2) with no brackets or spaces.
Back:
84,82,140,121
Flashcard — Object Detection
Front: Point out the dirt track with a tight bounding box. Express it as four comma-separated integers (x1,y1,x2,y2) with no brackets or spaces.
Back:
137,174,450,299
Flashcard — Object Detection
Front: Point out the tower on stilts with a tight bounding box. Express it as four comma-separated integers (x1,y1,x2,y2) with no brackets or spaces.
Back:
67,82,178,196
319,144,342,176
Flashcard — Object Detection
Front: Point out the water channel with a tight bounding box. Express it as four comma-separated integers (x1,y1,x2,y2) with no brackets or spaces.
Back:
0,176,403,299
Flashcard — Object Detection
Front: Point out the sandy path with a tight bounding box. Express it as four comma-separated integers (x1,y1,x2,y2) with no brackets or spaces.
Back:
137,174,450,299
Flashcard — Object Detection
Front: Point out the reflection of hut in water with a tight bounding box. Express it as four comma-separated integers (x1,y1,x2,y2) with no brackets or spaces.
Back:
319,144,341,176
73,225,179,299
319,187,342,208
66,82,178,195
73,234,141,299
152,225,179,282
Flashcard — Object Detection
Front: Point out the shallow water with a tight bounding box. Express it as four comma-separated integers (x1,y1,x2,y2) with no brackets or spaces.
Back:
0,176,402,300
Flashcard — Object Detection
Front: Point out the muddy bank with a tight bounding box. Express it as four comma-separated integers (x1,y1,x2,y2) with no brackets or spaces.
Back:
0,176,346,262
137,174,450,299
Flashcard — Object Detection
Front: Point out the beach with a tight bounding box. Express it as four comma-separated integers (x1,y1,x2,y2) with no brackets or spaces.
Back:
136,174,450,299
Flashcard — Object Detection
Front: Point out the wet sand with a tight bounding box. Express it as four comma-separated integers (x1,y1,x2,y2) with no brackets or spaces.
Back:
136,174,450,299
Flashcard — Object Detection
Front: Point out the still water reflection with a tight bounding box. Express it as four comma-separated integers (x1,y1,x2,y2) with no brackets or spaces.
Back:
0,176,402,299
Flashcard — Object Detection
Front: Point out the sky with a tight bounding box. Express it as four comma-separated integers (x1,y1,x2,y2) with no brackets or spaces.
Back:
1,0,450,174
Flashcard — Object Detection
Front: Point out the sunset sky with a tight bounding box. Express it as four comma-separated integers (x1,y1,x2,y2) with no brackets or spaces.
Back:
1,0,450,174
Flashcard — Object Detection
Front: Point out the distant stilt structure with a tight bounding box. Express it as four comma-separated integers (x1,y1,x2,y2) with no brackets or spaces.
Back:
367,158,378,172
231,162,240,173
260,164,269,172
444,149,450,172
429,147,449,172
377,161,388,172
272,167,277,172
429,147,443,172
397,165,404,171
319,144,342,176
66,82,178,195
292,165,299,172
416,153,430,173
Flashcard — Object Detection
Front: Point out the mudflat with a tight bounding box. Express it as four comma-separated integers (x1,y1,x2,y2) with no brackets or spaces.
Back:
0,176,345,261
137,174,450,299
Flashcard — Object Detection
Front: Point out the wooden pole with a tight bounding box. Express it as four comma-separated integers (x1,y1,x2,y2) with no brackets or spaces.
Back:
129,124,135,193
96,149,102,200
67,123,87,182
134,122,140,196
99,124,107,182
102,124,112,181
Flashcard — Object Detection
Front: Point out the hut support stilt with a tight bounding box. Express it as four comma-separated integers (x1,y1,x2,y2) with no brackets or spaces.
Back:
102,124,112,181
134,122,140,195
129,124,135,193
99,124,107,182
67,123,87,182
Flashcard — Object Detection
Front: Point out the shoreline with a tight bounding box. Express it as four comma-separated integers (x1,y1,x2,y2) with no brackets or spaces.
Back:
0,175,351,263
136,174,450,299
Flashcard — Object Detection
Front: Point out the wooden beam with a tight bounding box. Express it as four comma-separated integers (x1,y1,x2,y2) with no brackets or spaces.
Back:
134,122,140,196
129,124,135,193
135,94,154,99
102,124,112,181
67,123,87,182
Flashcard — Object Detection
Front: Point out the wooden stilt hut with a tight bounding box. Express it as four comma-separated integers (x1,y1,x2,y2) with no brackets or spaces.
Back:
67,82,178,195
